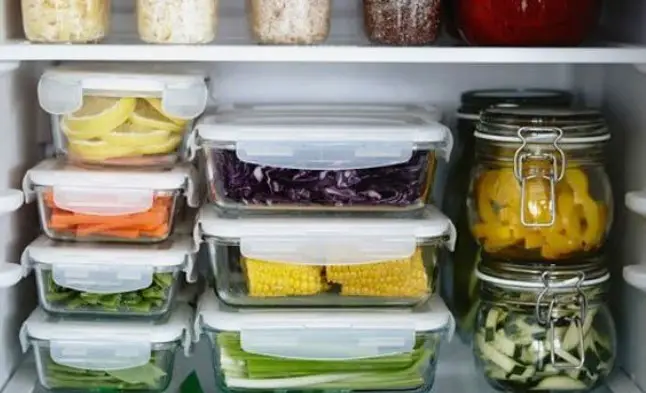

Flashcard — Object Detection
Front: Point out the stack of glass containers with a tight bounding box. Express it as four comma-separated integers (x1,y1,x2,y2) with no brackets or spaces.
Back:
190,102,459,393
464,107,617,392
1,63,208,393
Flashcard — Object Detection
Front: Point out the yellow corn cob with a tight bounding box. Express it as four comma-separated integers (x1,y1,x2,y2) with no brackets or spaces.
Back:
244,258,327,297
326,249,429,297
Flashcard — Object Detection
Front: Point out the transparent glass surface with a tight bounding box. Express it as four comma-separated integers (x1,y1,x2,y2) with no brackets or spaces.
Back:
247,0,332,44
363,0,442,45
22,0,111,43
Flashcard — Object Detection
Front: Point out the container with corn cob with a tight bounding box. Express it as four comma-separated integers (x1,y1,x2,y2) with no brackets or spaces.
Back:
196,205,456,308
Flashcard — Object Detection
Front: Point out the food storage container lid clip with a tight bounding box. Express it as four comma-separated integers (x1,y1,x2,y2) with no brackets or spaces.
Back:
38,64,208,119
188,112,453,165
20,304,194,368
0,190,27,287
195,291,454,360
194,206,456,264
19,235,197,293
22,159,199,210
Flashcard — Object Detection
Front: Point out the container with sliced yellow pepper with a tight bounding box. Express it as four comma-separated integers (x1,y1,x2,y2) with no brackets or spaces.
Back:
467,108,613,261
195,205,456,307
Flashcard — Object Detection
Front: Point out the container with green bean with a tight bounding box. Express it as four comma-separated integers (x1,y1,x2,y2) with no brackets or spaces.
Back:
20,305,193,392
21,235,196,319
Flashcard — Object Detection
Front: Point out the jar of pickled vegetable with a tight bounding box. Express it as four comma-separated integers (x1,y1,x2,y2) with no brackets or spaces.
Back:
474,259,616,392
454,0,603,46
467,108,612,261
444,90,573,341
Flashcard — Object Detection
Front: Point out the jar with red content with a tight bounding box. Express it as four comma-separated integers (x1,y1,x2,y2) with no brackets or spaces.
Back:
454,0,603,46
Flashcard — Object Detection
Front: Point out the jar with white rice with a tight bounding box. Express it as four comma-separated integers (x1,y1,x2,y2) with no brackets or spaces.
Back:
247,0,332,45
137,0,219,44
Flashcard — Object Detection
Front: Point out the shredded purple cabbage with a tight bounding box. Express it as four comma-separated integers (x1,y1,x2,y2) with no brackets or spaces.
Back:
209,150,434,207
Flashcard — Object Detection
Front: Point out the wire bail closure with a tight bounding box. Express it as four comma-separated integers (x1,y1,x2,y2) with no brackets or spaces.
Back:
534,271,588,370
513,127,566,227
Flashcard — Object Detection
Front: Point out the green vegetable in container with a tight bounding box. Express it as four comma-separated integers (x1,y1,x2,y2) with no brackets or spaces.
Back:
474,304,615,392
214,332,439,391
43,272,175,314
45,352,169,391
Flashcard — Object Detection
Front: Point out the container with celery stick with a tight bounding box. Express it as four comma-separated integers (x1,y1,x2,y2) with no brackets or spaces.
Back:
195,291,455,393
21,305,193,392
19,235,196,319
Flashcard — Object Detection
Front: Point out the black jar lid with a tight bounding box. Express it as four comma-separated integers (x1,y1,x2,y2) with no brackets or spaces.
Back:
476,107,609,144
477,256,609,289
458,89,573,118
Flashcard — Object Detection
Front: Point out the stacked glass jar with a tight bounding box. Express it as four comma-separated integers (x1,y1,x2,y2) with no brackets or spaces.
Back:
465,106,617,391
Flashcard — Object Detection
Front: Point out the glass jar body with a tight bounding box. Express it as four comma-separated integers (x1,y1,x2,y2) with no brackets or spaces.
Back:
473,284,616,392
454,0,603,46
467,142,612,261
363,0,442,45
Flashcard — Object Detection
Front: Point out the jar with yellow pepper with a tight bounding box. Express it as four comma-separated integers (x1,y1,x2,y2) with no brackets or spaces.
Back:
467,108,612,261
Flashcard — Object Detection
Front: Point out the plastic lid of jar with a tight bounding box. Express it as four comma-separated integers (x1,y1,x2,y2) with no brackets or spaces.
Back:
474,107,610,143
457,89,573,119
476,257,610,289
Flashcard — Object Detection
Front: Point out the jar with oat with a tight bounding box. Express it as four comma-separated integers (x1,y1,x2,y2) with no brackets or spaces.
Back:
246,0,332,45
363,0,442,46
21,0,111,43
137,0,219,44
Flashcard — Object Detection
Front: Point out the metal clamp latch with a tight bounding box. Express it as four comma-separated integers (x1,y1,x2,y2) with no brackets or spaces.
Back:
534,272,588,370
513,127,566,227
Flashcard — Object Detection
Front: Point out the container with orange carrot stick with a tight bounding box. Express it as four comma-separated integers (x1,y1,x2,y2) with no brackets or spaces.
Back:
22,159,199,243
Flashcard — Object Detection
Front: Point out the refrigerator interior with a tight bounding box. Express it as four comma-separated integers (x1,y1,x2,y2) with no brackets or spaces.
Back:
0,0,645,392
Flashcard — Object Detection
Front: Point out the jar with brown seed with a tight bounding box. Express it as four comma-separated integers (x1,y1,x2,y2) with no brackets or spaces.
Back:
363,0,442,45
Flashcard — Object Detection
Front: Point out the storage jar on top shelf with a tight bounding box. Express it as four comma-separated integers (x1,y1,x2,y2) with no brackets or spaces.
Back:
22,0,111,43
137,0,219,44
362,0,442,46
247,0,332,45
467,108,612,261
453,0,603,46
442,89,573,341
473,258,616,392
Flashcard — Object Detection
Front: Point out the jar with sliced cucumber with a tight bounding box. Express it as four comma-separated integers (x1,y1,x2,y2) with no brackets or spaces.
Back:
467,108,613,262
473,258,616,392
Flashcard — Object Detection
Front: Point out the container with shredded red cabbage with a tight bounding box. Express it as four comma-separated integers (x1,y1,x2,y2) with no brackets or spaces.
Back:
205,148,436,209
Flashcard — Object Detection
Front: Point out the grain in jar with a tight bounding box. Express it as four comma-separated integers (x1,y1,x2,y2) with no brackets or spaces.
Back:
247,0,332,44
137,0,219,44
22,0,110,43
363,0,441,45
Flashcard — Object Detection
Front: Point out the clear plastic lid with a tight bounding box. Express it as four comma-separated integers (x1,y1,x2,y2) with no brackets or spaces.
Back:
215,102,443,122
22,159,199,211
38,63,208,119
195,291,454,360
21,304,193,369
20,235,197,294
196,206,456,264
191,110,453,169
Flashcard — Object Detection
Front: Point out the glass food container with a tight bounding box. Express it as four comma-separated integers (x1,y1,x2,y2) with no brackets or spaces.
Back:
473,259,616,392
22,159,199,243
192,106,452,211
195,290,455,393
21,0,111,43
38,63,208,168
247,0,332,44
195,205,456,307
467,108,612,261
19,234,196,319
442,89,573,341
20,304,192,392
137,0,219,44
454,0,603,46
363,0,442,45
